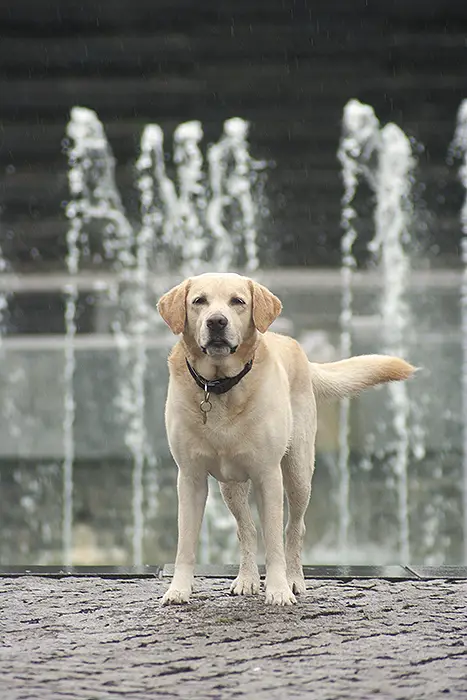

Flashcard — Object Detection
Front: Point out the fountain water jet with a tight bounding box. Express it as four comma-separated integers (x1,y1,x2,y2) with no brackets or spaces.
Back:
337,100,380,555
63,111,85,565
122,124,185,564
173,121,208,274
449,99,467,564
338,99,415,561
65,106,143,564
369,122,414,563
142,125,179,266
65,107,134,266
207,118,263,271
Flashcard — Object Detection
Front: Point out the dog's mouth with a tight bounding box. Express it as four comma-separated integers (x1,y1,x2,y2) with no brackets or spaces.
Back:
202,338,238,356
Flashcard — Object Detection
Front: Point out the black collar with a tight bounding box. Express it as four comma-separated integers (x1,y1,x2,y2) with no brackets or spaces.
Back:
185,358,253,395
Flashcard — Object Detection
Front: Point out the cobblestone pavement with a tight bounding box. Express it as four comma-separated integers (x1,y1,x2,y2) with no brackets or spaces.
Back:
1,576,466,699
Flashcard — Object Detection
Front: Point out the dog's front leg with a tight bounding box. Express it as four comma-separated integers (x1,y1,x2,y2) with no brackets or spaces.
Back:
162,470,208,605
255,468,296,606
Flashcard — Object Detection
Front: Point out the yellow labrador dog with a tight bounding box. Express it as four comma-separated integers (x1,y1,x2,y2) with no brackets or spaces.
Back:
158,272,414,606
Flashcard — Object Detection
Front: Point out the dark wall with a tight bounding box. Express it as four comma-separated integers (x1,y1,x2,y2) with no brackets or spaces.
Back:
1,0,467,271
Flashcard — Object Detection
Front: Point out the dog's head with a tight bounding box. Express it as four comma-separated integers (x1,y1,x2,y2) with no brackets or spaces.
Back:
157,273,282,357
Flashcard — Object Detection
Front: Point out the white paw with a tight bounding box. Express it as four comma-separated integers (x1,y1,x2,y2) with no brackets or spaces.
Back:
230,573,261,596
162,587,191,605
265,586,296,606
288,573,306,595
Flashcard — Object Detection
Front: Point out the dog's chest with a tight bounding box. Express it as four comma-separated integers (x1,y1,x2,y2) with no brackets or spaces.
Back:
191,397,254,449
187,410,252,481
167,377,293,476
202,410,247,454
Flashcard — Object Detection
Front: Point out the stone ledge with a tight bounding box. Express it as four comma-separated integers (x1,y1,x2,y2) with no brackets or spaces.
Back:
1,564,466,580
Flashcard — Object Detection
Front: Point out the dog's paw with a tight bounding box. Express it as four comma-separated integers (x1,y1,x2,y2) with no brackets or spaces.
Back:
230,573,261,596
265,586,296,606
287,572,306,595
162,588,191,605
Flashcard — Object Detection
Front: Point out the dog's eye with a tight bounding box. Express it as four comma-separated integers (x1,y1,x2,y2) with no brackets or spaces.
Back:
230,297,246,306
192,296,207,305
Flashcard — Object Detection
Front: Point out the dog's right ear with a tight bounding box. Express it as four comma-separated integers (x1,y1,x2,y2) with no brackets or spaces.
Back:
157,280,190,335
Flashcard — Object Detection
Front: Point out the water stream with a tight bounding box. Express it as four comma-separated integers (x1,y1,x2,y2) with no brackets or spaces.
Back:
338,99,416,561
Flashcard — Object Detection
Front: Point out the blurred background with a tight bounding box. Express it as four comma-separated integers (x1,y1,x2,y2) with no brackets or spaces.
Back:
0,0,466,567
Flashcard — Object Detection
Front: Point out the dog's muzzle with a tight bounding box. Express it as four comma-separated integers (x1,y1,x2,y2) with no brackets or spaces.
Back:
201,313,237,355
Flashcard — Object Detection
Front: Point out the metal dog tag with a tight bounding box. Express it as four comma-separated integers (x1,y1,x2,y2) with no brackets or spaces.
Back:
200,387,212,424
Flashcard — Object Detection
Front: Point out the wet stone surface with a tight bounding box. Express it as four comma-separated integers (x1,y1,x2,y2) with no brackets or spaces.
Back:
1,577,466,699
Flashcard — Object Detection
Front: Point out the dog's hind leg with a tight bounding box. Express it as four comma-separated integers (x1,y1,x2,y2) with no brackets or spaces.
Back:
220,481,261,595
282,447,314,595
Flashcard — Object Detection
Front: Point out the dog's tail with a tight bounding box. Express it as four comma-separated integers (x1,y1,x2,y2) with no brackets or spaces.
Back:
309,355,416,400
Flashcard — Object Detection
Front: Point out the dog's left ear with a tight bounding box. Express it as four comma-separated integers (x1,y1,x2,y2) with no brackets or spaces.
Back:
250,281,282,333
157,279,191,335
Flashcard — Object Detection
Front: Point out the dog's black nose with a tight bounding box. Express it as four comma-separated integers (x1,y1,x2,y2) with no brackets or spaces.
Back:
207,314,228,332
